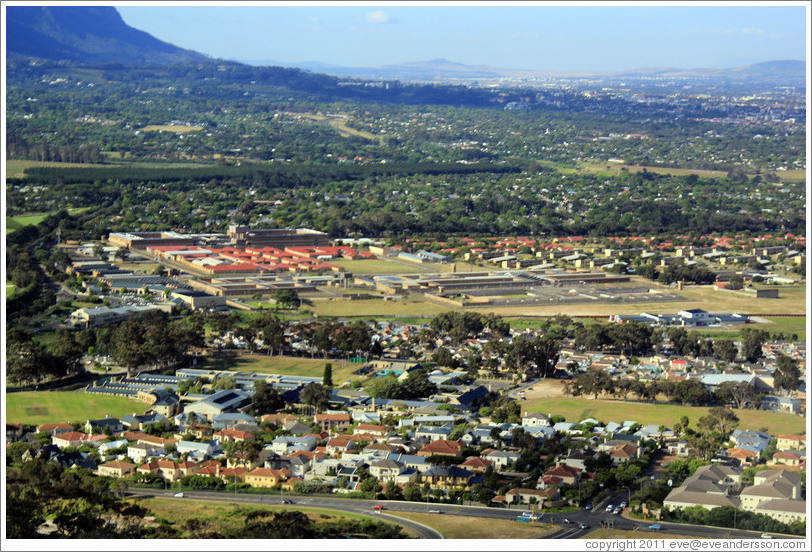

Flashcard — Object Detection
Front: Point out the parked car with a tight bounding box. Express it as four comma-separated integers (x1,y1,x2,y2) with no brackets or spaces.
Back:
579,523,589,529
584,504,592,510
760,534,773,539
649,524,662,531
605,504,614,512
613,507,622,515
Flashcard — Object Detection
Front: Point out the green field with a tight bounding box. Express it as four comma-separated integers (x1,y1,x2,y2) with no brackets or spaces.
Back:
520,396,805,436
6,213,49,234
198,354,361,386
696,316,806,342
311,296,452,318
131,497,419,538
5,391,147,426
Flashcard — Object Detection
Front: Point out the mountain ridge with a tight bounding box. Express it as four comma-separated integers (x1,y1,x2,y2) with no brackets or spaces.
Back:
6,6,207,64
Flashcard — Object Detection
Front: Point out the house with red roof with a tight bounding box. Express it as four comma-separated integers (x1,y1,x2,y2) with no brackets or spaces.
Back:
52,431,89,449
417,439,463,457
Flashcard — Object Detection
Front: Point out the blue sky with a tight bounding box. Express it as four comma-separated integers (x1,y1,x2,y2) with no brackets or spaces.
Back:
117,2,808,73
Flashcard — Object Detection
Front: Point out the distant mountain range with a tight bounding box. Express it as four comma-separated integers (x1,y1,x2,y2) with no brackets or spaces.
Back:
241,57,806,82
5,6,805,84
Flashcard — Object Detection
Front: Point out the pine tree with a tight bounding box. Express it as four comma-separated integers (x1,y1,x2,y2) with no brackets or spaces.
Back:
323,363,333,387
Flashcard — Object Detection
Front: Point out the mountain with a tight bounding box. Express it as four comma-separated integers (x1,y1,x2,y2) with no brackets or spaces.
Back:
5,6,207,64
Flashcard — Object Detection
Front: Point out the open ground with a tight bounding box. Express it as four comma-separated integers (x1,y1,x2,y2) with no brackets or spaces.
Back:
198,354,361,387
389,511,557,538
520,380,805,435
139,124,204,133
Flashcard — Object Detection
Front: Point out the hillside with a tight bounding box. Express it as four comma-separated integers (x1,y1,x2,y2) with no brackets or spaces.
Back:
5,5,207,64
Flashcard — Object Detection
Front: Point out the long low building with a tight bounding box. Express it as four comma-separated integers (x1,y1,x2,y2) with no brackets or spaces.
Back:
69,304,173,328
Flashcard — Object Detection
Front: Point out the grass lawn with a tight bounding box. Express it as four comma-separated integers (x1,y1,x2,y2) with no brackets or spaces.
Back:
5,391,147,426
198,354,361,386
6,213,49,234
131,497,419,538
390,511,557,539
311,296,451,318
519,396,805,435
695,316,806,342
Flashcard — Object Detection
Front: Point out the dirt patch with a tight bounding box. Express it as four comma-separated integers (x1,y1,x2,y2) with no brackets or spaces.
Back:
25,406,49,416
523,379,568,399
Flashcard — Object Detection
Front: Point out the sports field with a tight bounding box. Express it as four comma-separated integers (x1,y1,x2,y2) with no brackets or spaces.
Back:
5,391,147,426
519,396,805,436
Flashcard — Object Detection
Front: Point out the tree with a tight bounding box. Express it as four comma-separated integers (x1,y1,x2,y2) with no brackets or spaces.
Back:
322,363,333,387
273,288,300,309
714,339,738,363
570,366,614,400
740,328,768,363
773,354,801,394
698,407,739,436
715,381,759,409
252,380,286,415
401,368,437,399
300,382,331,412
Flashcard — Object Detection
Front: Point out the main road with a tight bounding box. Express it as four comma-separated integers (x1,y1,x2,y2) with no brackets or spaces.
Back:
124,489,794,540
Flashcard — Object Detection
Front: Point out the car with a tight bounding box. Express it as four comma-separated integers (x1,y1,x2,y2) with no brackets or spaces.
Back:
562,518,571,524
521,511,533,518
760,533,773,539
648,524,662,531
280,499,293,504
583,504,592,510
613,507,622,515
619,501,628,508
428,509,442,514
605,504,614,512
579,523,589,529
174,492,184,498
372,504,384,511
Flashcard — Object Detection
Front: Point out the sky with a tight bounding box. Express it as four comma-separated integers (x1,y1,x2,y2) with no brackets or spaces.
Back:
114,1,809,73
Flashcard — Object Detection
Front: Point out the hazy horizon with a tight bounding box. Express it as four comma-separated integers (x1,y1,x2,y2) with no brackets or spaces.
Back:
115,2,808,74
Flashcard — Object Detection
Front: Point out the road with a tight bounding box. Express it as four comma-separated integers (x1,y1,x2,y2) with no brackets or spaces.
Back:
124,489,792,540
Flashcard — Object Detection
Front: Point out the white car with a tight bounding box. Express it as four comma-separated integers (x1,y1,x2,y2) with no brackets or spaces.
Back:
174,492,184,498
760,533,773,539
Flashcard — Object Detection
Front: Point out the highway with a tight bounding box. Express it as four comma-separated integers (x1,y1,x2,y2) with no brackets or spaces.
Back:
124,489,796,540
